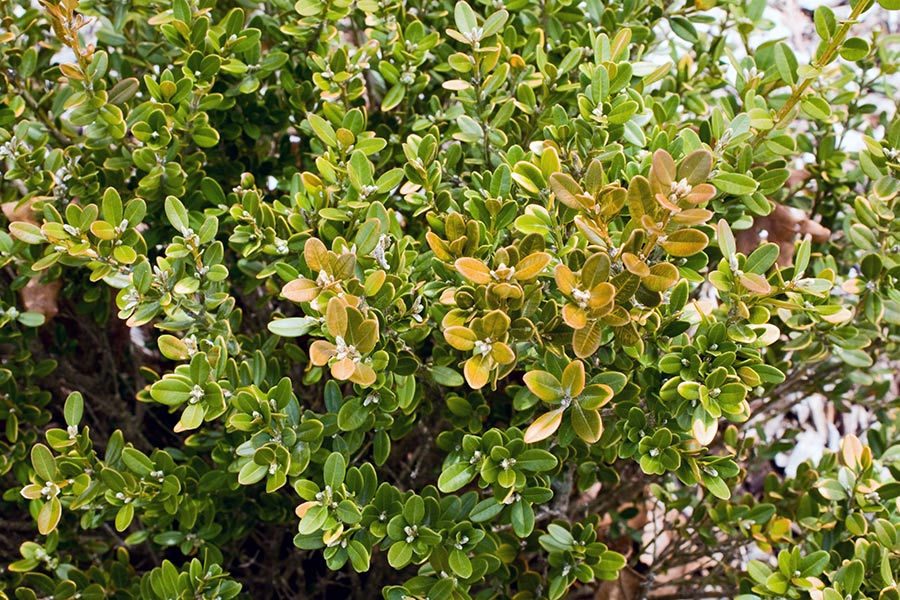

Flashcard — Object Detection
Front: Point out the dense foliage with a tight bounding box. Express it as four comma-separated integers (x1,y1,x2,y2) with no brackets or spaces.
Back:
2,0,900,598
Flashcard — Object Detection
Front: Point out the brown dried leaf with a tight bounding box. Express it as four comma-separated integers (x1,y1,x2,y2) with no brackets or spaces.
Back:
21,279,60,321
2,198,39,225
596,566,645,600
735,203,830,266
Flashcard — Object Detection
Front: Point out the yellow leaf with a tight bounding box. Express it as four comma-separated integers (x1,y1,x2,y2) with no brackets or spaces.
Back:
37,497,61,535
549,172,584,209
554,263,576,294
514,252,551,280
444,326,476,351
426,232,453,261
523,370,563,401
491,342,515,364
463,355,491,389
524,409,563,443
351,363,377,387
561,360,585,397
572,320,603,358
581,252,610,287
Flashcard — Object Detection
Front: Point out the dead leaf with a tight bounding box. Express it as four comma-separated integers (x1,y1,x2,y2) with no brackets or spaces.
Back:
21,279,60,321
596,566,644,600
735,203,830,266
2,198,39,225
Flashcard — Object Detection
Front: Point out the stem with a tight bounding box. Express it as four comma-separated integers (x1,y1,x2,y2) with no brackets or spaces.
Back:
749,0,868,150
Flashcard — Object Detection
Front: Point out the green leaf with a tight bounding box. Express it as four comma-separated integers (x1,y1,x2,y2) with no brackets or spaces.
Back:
381,84,406,111
453,1,477,35
323,452,346,488
267,317,317,337
31,444,57,481
347,540,370,572
387,541,412,568
712,172,758,196
37,497,61,534
717,219,735,258
64,392,83,427
800,97,831,121
840,37,869,62
308,113,336,146
238,461,268,485
438,462,476,493
115,503,134,532
164,196,190,234
9,222,44,244
157,334,189,360
773,43,798,85
745,243,780,274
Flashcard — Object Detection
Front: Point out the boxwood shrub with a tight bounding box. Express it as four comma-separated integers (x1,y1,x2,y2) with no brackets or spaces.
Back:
2,0,900,598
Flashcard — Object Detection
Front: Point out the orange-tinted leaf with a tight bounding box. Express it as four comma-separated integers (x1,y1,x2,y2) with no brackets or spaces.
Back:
282,278,319,302
554,264,576,294
524,409,563,443
588,282,615,309
304,237,329,271
549,172,584,209
309,340,336,366
562,304,588,329
331,357,356,380
684,183,715,205
296,501,317,518
739,272,772,294
642,262,679,292
455,257,492,284
622,252,650,277
326,297,348,335
660,228,708,257
650,149,675,194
